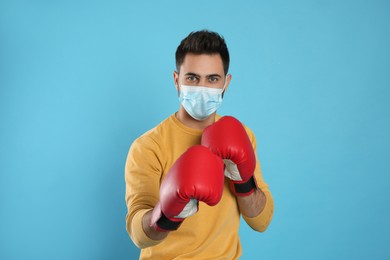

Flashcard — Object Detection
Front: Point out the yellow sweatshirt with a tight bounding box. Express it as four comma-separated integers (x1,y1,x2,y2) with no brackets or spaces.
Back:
125,114,274,259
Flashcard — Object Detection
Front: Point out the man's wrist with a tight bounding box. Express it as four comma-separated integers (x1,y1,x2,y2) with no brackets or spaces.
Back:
230,176,257,196
154,212,183,231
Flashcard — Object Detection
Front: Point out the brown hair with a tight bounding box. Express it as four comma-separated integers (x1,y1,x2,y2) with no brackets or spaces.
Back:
175,30,230,75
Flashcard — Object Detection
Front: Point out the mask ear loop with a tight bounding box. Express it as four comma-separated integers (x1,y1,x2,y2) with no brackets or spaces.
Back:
175,71,182,94
221,76,228,97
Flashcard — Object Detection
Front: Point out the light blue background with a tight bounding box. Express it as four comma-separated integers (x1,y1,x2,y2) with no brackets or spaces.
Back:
1,0,389,259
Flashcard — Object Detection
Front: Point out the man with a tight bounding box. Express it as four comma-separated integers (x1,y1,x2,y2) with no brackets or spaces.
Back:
125,30,274,259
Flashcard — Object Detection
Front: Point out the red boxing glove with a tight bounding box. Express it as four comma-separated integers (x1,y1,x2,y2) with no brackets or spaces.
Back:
202,116,257,196
150,145,225,232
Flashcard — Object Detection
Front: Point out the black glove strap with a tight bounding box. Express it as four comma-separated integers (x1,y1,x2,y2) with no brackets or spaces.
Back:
156,212,183,231
234,176,257,194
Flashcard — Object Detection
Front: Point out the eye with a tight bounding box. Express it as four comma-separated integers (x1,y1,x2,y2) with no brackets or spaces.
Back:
186,75,199,82
208,76,220,83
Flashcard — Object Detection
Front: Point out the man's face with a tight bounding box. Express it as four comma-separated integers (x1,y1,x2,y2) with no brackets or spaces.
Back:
174,53,231,90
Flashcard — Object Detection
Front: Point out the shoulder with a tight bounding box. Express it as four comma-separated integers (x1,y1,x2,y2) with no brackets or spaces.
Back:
130,115,174,151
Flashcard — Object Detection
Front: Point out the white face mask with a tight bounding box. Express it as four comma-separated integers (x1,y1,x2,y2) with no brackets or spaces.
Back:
178,85,225,121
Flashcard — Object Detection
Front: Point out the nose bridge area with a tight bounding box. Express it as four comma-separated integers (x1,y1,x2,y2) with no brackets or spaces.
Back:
199,77,209,87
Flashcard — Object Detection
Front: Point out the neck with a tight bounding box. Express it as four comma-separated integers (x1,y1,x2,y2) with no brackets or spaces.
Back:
175,107,216,130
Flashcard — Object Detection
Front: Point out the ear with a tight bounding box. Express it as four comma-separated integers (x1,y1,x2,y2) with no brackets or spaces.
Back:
224,74,232,92
173,71,179,91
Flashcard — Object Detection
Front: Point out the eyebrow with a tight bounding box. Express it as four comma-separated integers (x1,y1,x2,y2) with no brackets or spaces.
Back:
184,72,222,78
184,72,200,77
206,74,222,78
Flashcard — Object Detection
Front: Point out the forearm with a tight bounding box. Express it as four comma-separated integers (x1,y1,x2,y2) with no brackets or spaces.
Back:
236,187,267,218
142,209,170,241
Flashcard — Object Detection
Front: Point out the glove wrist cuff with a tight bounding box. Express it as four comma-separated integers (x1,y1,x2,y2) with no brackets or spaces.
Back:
231,176,257,196
154,212,183,232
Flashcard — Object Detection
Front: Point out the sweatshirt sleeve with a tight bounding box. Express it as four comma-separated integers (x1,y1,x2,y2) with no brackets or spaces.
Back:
124,135,166,248
242,127,274,232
